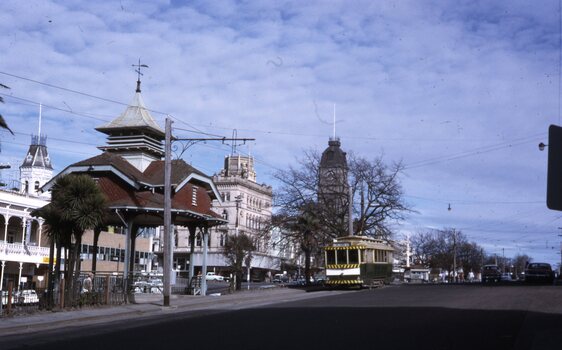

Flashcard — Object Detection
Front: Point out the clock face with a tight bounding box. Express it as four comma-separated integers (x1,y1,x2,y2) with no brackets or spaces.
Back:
323,169,338,183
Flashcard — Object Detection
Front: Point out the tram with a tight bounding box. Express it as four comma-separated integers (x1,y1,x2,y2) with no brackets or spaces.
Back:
324,235,394,288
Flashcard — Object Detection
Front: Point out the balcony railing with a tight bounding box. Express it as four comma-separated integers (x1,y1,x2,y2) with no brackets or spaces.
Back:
0,242,50,264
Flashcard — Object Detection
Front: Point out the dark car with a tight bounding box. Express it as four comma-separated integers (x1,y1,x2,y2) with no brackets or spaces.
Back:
524,263,554,284
481,264,502,284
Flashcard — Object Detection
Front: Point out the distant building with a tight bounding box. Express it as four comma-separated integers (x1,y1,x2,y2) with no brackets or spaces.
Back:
165,153,287,280
20,135,53,199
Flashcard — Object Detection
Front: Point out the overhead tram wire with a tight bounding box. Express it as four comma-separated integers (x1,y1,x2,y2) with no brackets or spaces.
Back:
0,93,114,123
404,194,543,205
0,70,232,140
403,133,546,170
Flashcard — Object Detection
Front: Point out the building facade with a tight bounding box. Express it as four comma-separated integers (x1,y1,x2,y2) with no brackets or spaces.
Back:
166,153,294,281
0,134,52,292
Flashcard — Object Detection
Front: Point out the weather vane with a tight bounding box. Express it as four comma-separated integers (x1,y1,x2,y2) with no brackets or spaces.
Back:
132,58,149,93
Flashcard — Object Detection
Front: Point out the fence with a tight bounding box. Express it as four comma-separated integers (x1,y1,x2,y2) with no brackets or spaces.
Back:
1,274,128,317
1,273,199,317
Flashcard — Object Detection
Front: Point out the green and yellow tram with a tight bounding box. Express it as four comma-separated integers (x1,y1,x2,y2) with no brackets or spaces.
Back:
324,235,394,288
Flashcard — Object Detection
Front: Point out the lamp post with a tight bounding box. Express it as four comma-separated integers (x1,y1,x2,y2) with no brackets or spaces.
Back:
235,195,242,236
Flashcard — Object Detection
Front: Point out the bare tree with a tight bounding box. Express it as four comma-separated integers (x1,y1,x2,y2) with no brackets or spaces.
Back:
411,228,484,274
349,154,411,238
274,150,410,238
512,254,532,277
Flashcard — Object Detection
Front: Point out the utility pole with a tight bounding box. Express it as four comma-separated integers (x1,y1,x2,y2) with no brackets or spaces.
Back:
452,229,457,283
502,248,505,273
348,182,353,236
235,195,242,235
163,117,172,306
558,228,562,276
405,234,411,268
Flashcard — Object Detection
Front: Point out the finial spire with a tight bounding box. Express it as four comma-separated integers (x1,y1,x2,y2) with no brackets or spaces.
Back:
132,58,149,93
38,103,42,137
333,103,336,139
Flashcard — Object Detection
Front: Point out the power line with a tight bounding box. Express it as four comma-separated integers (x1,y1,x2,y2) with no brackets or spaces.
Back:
403,134,544,170
1,92,113,123
405,194,543,205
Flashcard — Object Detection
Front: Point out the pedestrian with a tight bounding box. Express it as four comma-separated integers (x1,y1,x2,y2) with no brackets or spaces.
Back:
468,270,475,283
83,273,93,293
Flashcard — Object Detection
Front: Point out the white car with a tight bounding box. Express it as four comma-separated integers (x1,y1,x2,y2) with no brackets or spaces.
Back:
16,290,40,304
205,272,224,281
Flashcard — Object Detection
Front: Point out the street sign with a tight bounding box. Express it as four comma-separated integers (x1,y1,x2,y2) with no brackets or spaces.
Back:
547,124,562,210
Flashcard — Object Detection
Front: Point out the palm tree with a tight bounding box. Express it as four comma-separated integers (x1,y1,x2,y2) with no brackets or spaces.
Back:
0,83,14,135
34,174,107,305
31,203,71,309
223,233,255,290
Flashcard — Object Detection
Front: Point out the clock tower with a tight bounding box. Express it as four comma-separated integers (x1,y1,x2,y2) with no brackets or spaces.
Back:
318,137,350,236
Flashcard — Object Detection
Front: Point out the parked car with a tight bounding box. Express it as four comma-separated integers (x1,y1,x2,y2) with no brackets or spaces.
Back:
525,262,554,284
205,272,224,281
272,273,289,283
500,273,513,281
481,264,502,284
16,289,39,304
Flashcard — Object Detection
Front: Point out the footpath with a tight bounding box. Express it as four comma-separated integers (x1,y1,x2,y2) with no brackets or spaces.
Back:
0,287,342,337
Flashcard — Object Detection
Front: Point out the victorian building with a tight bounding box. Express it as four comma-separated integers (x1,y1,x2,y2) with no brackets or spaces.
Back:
167,152,294,281
0,131,52,292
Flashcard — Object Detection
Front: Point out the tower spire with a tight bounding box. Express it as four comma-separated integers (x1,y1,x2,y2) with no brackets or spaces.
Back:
333,103,336,140
38,103,42,137
132,58,149,93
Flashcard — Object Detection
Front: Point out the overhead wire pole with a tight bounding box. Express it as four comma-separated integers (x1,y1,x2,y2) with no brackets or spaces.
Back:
162,127,253,302
172,137,256,159
163,117,172,307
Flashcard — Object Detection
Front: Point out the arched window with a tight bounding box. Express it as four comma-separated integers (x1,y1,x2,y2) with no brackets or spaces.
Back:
196,233,202,247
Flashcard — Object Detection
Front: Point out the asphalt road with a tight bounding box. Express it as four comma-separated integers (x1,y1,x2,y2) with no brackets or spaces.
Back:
4,284,562,350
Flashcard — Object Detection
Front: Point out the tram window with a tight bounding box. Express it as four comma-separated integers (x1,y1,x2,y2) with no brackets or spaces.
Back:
337,250,347,264
326,250,336,265
364,250,373,263
348,249,359,264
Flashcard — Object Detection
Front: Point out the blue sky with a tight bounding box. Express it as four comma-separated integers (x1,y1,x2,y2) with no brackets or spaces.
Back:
1,0,561,267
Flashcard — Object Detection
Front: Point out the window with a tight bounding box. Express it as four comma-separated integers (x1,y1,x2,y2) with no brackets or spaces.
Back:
336,250,347,264
348,249,359,264
196,233,202,247
34,181,40,191
192,186,198,206
326,250,336,265
220,233,226,247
